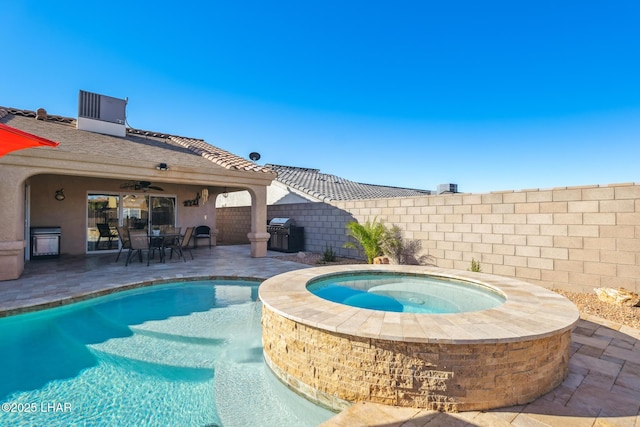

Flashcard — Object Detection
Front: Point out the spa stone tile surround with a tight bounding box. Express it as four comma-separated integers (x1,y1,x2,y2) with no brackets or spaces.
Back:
259,265,580,412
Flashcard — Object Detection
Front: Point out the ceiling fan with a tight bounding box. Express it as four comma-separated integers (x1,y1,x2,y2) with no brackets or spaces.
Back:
120,181,164,192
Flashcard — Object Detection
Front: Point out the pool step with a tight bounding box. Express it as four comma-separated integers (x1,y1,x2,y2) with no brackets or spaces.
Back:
94,348,215,382
88,331,223,370
54,306,133,344
213,361,331,427
86,302,262,371
214,362,274,427
129,302,261,342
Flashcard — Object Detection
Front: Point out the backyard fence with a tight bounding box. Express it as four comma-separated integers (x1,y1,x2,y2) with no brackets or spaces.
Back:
216,183,640,293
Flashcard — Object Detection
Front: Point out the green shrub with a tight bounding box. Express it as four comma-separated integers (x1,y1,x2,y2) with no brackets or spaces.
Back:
322,245,337,263
469,258,482,272
381,225,434,265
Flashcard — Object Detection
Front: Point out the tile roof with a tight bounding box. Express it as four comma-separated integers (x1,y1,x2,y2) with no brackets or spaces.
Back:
0,107,272,174
266,164,432,201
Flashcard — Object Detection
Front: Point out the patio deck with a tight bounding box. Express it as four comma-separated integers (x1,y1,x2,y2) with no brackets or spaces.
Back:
1,245,639,426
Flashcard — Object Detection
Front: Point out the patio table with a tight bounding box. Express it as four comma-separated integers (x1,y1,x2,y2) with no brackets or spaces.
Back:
147,232,181,263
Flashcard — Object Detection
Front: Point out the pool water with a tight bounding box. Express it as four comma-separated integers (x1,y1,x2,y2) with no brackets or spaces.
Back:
308,273,505,313
0,280,333,427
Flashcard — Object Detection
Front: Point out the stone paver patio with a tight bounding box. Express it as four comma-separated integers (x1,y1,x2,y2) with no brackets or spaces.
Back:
1,245,639,426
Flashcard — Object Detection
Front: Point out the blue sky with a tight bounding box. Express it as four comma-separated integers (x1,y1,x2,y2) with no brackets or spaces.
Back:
2,1,639,193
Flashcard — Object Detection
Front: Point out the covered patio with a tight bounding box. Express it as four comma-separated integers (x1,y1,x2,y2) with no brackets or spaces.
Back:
0,106,275,281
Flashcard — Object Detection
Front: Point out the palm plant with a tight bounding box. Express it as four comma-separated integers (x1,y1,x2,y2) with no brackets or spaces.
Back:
343,217,387,264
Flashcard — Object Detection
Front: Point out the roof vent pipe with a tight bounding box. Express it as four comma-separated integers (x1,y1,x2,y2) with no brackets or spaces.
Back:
35,108,47,120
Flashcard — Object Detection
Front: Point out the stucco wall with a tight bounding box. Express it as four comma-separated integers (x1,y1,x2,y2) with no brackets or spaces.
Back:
217,183,640,293
216,181,314,207
29,174,217,255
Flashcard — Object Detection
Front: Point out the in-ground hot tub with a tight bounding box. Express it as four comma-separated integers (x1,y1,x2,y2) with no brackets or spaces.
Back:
259,265,579,412
307,272,506,313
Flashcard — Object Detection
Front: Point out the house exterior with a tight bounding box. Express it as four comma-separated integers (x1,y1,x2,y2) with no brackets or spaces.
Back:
0,101,276,281
215,164,435,251
217,163,433,207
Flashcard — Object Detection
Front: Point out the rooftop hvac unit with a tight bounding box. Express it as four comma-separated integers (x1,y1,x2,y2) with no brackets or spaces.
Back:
437,183,458,194
77,90,127,137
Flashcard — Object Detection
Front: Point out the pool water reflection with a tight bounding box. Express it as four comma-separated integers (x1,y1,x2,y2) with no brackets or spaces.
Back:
0,280,333,427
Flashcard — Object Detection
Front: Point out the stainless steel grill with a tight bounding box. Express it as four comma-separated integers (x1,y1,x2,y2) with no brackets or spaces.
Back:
31,226,61,258
267,218,304,253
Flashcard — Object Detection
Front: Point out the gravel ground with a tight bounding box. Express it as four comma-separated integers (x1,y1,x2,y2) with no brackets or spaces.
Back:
553,289,640,330
276,253,640,330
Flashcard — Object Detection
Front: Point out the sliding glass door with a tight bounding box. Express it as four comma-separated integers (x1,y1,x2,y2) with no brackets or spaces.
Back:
149,196,176,230
87,194,120,252
121,194,149,230
87,193,176,253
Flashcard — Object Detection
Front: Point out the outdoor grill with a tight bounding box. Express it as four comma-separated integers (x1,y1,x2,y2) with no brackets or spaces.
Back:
267,218,304,253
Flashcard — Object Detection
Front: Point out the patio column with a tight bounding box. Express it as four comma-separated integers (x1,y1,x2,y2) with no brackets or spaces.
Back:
246,185,270,257
0,177,26,280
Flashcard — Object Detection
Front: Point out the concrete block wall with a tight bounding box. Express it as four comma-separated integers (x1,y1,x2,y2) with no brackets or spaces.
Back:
332,183,640,293
267,203,358,257
216,183,640,293
217,202,360,257
216,207,252,244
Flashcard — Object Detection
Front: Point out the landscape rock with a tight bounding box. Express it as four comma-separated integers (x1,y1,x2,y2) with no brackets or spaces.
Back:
594,287,640,307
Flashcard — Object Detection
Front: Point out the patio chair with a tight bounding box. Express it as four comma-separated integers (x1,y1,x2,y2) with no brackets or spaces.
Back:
167,226,195,262
194,225,211,249
115,226,131,262
96,223,117,250
125,230,152,266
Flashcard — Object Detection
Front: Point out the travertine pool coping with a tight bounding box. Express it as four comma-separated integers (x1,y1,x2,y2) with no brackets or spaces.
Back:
259,264,581,344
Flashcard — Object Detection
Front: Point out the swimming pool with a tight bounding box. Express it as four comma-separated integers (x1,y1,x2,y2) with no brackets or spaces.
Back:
0,280,333,426
308,273,505,313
